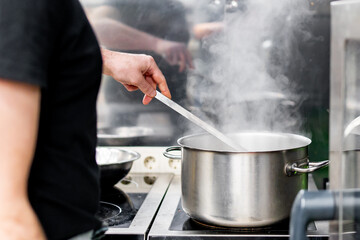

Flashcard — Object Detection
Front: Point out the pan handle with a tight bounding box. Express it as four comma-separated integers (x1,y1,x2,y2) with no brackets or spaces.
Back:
285,160,329,176
163,146,182,159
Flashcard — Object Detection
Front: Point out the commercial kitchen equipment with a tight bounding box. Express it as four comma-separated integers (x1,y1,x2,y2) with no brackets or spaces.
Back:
289,1,360,239
97,147,330,239
164,132,328,228
96,147,140,188
148,175,329,240
79,0,334,239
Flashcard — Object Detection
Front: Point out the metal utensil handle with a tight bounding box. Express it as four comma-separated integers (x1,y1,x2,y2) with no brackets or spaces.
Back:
163,146,182,159
155,91,246,151
291,160,329,173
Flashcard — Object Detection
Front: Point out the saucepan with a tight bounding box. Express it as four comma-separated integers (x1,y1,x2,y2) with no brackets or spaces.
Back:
96,147,140,189
164,132,329,227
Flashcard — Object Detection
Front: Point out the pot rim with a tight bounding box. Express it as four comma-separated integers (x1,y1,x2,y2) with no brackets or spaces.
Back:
177,131,311,154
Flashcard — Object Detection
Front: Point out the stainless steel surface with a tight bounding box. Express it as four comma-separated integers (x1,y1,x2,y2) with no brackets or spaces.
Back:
344,116,360,137
155,91,245,151
96,147,140,165
287,160,329,175
178,131,311,152
163,146,330,175
330,0,360,190
97,126,155,146
148,175,330,239
104,173,173,236
172,132,326,227
330,1,360,238
163,146,182,160
96,147,140,187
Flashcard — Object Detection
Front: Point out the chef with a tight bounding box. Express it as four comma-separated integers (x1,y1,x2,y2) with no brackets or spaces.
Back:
0,0,171,239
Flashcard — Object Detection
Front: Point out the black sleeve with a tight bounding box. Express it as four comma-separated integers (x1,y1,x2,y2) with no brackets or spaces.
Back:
0,1,51,87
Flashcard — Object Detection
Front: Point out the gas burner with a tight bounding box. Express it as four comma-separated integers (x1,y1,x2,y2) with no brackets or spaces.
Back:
183,217,292,233
98,186,138,227
180,212,291,233
97,201,122,225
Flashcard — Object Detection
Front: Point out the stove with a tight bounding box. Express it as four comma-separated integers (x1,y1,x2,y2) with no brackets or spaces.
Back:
98,147,330,239
148,176,330,240
100,172,173,239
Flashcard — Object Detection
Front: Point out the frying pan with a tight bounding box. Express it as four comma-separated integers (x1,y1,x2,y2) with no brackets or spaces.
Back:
96,147,140,188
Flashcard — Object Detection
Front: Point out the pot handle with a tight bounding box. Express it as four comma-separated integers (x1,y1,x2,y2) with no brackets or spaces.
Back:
286,160,329,176
163,146,182,160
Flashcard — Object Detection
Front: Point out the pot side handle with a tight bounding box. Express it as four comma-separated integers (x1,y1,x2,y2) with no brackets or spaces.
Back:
286,160,329,176
163,146,182,159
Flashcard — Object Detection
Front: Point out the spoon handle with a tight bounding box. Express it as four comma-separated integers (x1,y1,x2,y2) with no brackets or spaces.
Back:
155,91,246,151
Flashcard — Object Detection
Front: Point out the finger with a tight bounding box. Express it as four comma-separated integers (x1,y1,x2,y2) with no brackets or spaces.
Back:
145,75,156,89
140,76,157,105
147,63,171,99
135,74,157,98
145,75,157,91
142,95,153,105
178,51,186,73
167,51,177,65
185,50,194,69
123,84,138,92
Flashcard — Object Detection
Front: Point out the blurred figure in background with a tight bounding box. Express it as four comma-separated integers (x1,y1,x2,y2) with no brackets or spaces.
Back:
83,0,193,103
82,0,195,144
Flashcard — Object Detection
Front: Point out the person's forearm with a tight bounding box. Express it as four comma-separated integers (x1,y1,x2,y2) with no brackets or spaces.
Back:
0,78,40,202
101,48,128,77
193,22,224,40
0,78,45,240
92,18,160,52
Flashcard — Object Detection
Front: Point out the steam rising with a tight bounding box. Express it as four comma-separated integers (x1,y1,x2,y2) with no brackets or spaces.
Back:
187,0,312,135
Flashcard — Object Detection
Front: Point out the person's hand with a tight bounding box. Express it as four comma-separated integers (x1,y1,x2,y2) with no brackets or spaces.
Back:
193,22,224,40
155,39,193,73
0,199,46,240
101,48,171,105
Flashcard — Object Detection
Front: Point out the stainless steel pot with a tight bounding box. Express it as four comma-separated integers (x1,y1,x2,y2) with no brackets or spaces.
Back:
164,132,329,227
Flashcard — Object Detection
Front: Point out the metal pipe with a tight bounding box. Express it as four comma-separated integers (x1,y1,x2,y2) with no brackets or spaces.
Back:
341,190,360,222
290,190,336,240
290,190,360,240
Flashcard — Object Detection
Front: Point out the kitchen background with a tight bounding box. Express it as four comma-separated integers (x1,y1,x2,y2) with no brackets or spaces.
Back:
81,0,331,189
78,0,360,239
